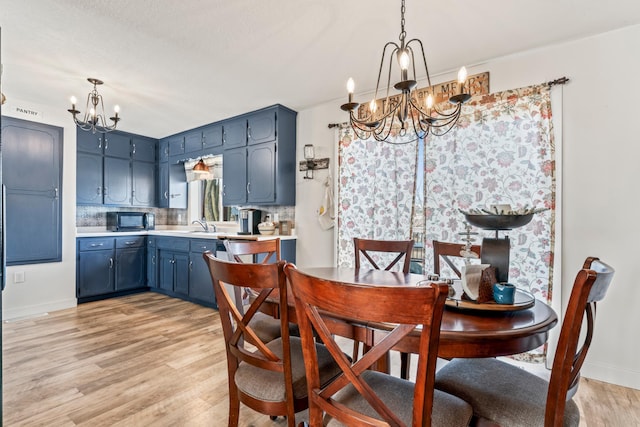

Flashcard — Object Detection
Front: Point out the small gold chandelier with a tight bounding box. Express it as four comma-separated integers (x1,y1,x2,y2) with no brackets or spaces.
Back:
340,0,471,143
68,78,121,134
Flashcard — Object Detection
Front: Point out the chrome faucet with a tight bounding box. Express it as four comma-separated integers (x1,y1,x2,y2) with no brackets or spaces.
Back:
192,219,215,232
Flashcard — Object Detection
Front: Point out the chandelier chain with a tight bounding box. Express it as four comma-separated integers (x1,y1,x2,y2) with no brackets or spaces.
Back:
399,0,406,42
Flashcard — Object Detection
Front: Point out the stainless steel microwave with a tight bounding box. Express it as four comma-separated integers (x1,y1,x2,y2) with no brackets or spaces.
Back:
107,212,155,231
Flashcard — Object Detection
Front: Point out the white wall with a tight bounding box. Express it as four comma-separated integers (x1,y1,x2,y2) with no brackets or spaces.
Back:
295,24,640,390
2,100,78,319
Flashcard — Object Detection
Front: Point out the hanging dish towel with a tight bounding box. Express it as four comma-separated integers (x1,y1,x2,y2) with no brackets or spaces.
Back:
318,176,335,230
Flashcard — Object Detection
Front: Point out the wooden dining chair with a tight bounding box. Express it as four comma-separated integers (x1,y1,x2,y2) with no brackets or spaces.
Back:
223,238,286,343
353,237,415,379
284,263,473,427
435,257,615,427
203,253,343,427
432,240,481,278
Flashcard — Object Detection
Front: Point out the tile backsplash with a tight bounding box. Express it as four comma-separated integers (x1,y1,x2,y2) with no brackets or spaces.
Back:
76,205,296,228
76,206,187,227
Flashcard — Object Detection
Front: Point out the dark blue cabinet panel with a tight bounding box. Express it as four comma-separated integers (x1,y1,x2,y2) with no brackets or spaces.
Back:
173,252,190,296
115,246,146,291
103,132,131,158
2,117,62,265
188,239,217,306
168,136,185,156
184,131,203,154
158,250,175,292
168,162,187,208
248,110,276,145
77,131,104,154
103,157,131,205
223,118,247,148
247,142,276,204
77,152,103,205
159,138,169,162
203,124,223,149
78,249,115,297
158,162,169,208
132,161,156,207
222,147,247,205
131,136,156,162
147,237,157,288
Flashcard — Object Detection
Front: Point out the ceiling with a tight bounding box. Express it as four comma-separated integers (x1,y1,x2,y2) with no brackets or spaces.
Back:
2,0,640,138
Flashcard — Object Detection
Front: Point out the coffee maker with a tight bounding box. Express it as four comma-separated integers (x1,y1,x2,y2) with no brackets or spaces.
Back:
238,208,262,235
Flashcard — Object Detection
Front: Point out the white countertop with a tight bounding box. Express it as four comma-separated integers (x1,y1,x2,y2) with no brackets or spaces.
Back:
76,227,297,240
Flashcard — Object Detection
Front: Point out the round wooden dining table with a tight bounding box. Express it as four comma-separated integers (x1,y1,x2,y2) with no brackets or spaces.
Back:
292,267,558,359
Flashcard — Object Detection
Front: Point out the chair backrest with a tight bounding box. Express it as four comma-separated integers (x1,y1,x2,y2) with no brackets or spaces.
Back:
354,237,414,274
545,256,614,426
432,240,481,278
202,253,301,417
285,263,449,426
224,238,281,264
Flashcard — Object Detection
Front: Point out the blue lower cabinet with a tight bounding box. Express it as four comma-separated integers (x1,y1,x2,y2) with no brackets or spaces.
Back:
77,236,147,302
188,239,217,307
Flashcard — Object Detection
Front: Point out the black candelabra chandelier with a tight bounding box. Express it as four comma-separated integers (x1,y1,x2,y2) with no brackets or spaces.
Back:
340,0,471,143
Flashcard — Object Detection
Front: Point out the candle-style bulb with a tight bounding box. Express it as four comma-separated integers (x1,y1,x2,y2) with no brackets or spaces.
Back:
398,49,411,71
114,105,120,114
369,99,377,113
426,94,434,109
458,66,468,84
89,107,96,117
347,78,355,94
70,96,77,106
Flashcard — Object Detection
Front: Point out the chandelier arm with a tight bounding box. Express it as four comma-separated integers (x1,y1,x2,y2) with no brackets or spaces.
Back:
429,104,463,127
376,41,400,103
407,38,433,89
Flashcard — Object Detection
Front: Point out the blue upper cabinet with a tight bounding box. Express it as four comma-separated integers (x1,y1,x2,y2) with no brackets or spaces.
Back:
76,128,158,207
77,131,104,154
203,124,223,150
168,136,185,157
184,130,203,154
223,117,247,149
103,132,131,158
131,136,156,162
158,138,169,162
248,110,277,145
222,105,296,206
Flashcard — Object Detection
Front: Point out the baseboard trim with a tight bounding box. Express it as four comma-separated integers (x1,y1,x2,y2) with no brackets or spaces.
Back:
583,360,640,390
2,298,77,321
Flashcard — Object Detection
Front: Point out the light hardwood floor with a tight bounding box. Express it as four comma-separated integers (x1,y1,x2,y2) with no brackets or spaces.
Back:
3,293,639,426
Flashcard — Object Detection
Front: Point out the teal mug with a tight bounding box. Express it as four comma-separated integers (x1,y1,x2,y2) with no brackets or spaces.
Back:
493,283,516,305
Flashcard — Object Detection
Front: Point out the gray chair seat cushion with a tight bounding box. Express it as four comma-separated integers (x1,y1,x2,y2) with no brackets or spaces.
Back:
325,370,473,427
235,336,341,402
247,312,284,343
435,358,580,427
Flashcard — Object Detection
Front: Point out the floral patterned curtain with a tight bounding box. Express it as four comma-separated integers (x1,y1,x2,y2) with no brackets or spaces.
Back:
337,127,417,269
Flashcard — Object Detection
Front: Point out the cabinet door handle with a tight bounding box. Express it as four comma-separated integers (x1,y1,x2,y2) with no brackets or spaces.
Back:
104,186,108,195
152,256,156,265
98,137,102,149
109,258,114,268
189,261,193,271
125,241,136,246
104,138,108,150
97,186,102,195
246,183,250,194
164,191,168,200
223,184,226,196
90,243,104,247
54,188,59,200
222,131,226,144
247,126,252,140
132,143,136,155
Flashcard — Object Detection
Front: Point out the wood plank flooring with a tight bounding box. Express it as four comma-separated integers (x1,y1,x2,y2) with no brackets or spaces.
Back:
3,293,639,426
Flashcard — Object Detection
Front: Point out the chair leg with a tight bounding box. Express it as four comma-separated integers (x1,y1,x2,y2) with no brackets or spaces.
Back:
228,393,240,427
400,352,411,380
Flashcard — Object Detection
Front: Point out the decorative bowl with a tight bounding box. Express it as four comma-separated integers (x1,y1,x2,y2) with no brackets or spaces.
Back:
463,213,534,230
258,224,276,235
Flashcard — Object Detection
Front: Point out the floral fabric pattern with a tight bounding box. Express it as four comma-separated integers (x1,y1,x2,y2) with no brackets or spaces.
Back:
423,85,556,310
337,127,417,270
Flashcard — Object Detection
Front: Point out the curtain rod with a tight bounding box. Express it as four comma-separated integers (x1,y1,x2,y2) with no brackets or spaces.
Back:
328,76,569,128
547,76,569,87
